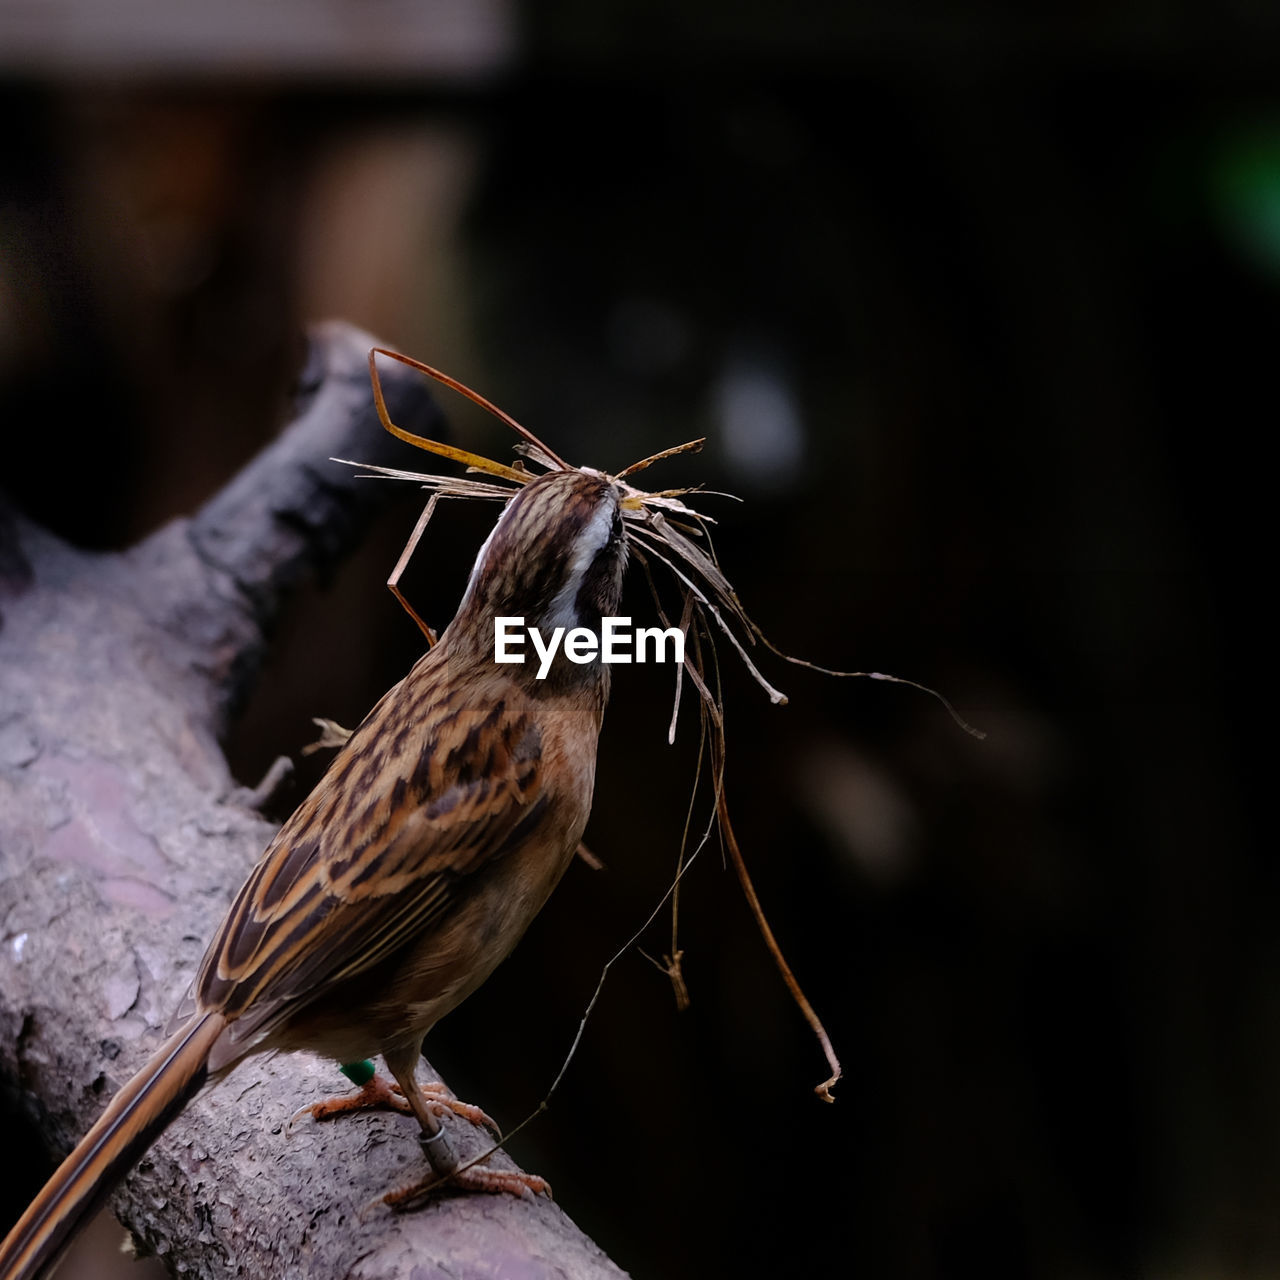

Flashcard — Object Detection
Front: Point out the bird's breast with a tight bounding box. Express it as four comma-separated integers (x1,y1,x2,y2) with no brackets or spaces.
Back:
345,695,601,1053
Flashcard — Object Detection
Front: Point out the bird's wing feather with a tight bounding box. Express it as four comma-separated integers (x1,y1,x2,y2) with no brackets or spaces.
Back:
179,664,545,1044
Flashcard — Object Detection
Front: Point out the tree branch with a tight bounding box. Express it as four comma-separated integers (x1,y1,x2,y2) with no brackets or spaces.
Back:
0,321,626,1279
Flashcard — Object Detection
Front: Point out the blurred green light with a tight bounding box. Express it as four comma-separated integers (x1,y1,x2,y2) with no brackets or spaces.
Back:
1212,131,1280,276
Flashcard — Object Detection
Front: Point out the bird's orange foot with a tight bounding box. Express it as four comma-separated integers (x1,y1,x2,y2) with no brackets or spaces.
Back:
291,1073,499,1134
290,1073,409,1129
383,1164,552,1209
417,1081,499,1133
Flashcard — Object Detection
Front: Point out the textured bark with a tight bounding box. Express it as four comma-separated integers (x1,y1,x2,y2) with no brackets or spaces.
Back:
0,321,626,1279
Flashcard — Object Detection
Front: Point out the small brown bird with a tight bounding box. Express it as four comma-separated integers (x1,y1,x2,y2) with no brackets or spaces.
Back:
0,466,628,1280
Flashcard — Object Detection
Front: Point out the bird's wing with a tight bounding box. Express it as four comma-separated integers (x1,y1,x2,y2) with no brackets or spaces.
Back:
179,663,547,1048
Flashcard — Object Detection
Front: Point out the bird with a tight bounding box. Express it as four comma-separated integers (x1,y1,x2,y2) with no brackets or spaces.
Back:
0,465,629,1280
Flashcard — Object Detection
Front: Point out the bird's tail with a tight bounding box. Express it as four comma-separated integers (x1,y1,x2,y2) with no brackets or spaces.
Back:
0,1011,227,1280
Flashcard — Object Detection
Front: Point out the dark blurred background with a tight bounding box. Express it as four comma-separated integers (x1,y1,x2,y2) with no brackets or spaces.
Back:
1,2,1274,1277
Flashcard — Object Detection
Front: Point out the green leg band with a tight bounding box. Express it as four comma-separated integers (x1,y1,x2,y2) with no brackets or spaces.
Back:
340,1059,376,1086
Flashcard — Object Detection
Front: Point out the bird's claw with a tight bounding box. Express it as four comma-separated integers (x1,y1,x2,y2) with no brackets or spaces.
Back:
381,1165,552,1211
287,1073,411,1135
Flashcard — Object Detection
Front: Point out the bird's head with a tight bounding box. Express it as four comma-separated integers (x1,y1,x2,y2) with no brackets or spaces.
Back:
447,469,627,689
